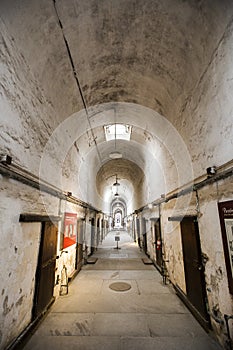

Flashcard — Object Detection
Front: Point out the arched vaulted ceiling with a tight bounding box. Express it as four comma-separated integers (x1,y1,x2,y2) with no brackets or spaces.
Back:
96,158,145,214
1,0,233,213
1,0,231,121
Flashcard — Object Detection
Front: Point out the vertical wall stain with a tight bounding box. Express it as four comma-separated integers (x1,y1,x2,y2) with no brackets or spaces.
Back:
3,296,14,316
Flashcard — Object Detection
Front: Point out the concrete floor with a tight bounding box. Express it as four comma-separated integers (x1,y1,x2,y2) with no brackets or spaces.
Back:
22,231,222,350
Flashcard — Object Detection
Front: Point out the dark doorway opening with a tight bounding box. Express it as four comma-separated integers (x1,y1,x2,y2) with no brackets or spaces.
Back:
154,219,162,269
180,216,210,329
136,218,141,248
90,218,95,255
75,219,84,273
142,217,148,255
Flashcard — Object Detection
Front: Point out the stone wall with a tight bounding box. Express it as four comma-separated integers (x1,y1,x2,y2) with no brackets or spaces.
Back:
142,14,233,347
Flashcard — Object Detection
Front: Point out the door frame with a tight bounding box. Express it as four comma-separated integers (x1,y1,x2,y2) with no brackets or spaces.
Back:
142,217,148,254
75,219,84,272
32,221,58,319
90,217,95,255
136,218,141,248
218,201,233,294
152,218,163,268
19,214,60,320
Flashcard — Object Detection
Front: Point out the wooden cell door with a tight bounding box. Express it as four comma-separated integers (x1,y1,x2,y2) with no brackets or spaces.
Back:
75,219,84,272
97,218,100,245
136,218,141,248
33,221,58,318
101,219,104,243
154,219,162,268
91,218,95,255
142,218,147,254
180,217,210,328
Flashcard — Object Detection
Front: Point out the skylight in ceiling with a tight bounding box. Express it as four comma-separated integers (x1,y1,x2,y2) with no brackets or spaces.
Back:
104,124,132,141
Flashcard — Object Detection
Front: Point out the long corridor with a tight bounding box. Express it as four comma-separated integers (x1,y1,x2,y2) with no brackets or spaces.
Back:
23,231,222,350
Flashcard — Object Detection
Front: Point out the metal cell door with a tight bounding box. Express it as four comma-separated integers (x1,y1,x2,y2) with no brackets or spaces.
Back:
180,217,210,327
33,221,58,318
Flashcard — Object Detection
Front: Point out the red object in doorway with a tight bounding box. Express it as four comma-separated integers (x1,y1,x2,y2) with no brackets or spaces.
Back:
63,212,77,248
63,236,76,249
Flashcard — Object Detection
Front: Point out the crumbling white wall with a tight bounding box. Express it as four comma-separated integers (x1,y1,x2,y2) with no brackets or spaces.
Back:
177,18,233,347
198,178,233,344
0,201,41,348
175,19,233,177
0,21,87,350
156,18,233,347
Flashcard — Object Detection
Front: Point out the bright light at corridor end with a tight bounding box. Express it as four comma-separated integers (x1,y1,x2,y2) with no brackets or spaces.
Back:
40,102,194,229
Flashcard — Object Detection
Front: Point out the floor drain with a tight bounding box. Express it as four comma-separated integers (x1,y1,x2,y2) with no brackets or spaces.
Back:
109,282,131,292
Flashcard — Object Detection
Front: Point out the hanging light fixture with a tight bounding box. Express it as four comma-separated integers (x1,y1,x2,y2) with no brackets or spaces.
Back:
113,175,120,196
113,174,120,187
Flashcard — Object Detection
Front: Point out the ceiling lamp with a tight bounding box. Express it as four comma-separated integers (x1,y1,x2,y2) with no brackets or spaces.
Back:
114,175,120,197
109,151,122,159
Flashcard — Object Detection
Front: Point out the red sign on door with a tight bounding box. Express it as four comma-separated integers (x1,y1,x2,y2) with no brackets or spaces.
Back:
63,212,77,248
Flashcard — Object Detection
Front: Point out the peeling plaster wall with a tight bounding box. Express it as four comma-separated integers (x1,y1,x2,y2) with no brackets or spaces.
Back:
177,17,233,178
0,0,83,122
169,15,233,345
0,27,86,348
0,21,57,173
143,180,233,347
197,178,233,344
0,18,86,198
0,219,41,349
141,167,233,344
